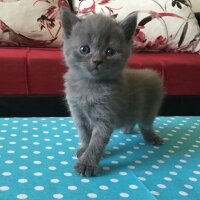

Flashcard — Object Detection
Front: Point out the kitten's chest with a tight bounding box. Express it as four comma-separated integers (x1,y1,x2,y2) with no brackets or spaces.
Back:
67,79,111,106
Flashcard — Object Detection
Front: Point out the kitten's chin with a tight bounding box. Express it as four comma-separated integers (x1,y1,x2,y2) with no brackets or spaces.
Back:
87,68,122,81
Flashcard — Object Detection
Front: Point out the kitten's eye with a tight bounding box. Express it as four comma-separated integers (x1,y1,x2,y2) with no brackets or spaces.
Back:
80,45,90,55
105,48,116,56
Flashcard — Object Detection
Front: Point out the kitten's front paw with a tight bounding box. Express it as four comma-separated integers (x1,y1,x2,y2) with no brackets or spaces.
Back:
144,134,164,146
74,161,99,177
121,124,135,134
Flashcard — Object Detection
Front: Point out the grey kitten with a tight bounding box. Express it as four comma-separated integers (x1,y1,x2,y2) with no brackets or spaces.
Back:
62,9,164,177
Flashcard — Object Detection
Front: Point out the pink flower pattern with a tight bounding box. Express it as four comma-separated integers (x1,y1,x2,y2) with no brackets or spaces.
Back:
75,0,200,52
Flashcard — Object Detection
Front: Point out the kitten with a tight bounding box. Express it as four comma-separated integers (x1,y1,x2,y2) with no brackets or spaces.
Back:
62,9,164,177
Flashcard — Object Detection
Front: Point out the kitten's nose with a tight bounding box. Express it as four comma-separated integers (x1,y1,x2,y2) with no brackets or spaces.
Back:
92,59,103,66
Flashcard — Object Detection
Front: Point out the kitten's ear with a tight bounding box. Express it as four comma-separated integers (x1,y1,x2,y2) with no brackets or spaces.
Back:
61,8,80,38
119,12,138,42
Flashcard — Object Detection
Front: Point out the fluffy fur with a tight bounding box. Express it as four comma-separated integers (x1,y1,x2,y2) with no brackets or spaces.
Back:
62,9,164,177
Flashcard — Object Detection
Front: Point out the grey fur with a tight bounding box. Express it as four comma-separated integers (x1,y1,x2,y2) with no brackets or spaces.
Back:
62,9,164,177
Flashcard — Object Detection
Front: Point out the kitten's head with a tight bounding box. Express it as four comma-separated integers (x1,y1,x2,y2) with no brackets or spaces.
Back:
62,9,137,80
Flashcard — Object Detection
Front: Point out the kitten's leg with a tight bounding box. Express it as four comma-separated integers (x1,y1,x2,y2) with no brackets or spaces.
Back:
139,119,163,145
74,122,113,176
75,119,91,158
121,123,136,134
70,107,91,158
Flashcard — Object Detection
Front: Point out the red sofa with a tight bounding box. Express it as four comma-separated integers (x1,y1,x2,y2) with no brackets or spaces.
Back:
1,47,200,96
0,47,200,116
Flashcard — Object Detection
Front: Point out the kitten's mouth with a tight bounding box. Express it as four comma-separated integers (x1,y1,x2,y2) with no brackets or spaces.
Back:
90,65,101,74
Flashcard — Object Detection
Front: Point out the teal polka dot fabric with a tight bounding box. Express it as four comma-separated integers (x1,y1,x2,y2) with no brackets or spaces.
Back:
0,117,200,200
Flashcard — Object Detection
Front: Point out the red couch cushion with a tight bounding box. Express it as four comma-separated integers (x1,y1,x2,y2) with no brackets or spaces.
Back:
0,48,66,95
0,48,200,95
0,48,29,95
128,52,200,95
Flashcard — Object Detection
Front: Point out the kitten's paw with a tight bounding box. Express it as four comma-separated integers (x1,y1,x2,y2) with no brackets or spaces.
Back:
121,125,135,134
76,147,87,158
144,134,164,146
74,161,99,177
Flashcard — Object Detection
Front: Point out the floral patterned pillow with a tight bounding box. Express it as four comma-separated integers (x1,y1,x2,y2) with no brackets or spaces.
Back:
73,0,200,53
190,0,200,12
0,0,69,47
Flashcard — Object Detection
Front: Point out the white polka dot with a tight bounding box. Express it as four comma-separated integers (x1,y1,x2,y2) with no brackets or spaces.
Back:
193,171,200,175
53,194,64,199
157,184,166,189
184,184,193,189
0,186,10,191
110,178,119,183
34,172,43,176
119,172,127,176
102,167,110,171
189,177,198,182
164,177,172,181
135,160,142,164
21,146,28,149
19,166,28,170
58,151,65,155
128,165,135,169
148,150,155,154
33,151,41,155
157,160,165,164
9,141,16,145
18,179,28,183
145,171,153,175
68,186,77,191
179,191,188,196
99,185,109,190
152,165,159,169
5,160,13,164
64,172,72,177
175,165,183,169
169,171,177,176
7,150,15,154
48,166,57,171
60,161,68,165
17,194,28,199
120,193,129,198
120,155,127,159
2,123,9,126
43,131,49,134
34,186,45,191
129,185,138,190
20,155,28,159
81,179,90,183
180,160,187,163
33,142,40,146
142,155,149,159
111,161,119,165
22,138,28,141
163,155,170,158
138,177,146,181
63,130,69,134
87,193,97,199
34,161,42,165
151,191,160,196
51,179,60,183
2,172,12,176
47,156,54,160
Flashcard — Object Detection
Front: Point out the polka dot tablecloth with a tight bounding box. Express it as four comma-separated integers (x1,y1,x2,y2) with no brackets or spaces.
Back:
0,117,200,200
